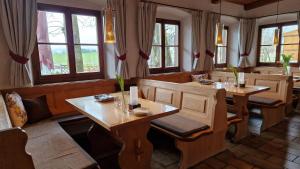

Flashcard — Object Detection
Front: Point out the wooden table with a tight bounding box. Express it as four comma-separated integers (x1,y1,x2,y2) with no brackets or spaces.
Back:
66,93,179,169
183,82,270,141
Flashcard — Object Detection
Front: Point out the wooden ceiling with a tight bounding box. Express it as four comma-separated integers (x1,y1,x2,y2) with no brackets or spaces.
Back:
212,0,281,10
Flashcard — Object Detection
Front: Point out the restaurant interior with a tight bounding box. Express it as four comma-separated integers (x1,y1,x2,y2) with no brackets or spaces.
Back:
1,0,300,169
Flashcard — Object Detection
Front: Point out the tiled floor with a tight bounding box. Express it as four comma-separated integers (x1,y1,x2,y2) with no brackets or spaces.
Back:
151,113,300,169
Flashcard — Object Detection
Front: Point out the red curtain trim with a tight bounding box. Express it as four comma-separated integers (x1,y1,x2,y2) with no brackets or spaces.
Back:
9,50,28,64
117,53,127,61
240,52,249,57
139,50,149,60
206,50,214,58
194,52,200,58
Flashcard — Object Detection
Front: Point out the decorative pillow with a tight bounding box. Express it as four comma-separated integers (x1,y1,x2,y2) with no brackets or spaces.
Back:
191,74,209,82
22,95,52,124
5,92,28,127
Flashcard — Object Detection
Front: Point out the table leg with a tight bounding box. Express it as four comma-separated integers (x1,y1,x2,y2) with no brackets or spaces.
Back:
112,122,152,169
233,95,249,141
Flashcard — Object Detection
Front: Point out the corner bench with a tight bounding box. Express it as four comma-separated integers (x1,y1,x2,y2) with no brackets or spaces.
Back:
0,94,99,169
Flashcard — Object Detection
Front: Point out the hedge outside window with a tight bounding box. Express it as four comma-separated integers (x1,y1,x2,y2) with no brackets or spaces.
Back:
33,4,104,84
149,19,180,74
257,22,299,66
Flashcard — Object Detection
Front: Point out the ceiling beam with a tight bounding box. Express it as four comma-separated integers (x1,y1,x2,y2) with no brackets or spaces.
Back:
244,0,282,11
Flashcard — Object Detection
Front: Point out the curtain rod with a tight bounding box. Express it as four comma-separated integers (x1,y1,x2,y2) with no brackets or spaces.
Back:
142,0,244,19
253,10,300,19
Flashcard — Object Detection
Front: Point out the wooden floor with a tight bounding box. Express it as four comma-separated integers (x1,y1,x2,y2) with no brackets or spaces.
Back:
151,113,300,169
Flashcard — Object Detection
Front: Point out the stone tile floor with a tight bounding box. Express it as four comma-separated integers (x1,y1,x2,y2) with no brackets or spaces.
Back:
151,113,300,169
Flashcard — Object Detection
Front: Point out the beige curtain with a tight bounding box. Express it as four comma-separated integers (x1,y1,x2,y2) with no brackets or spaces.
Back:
191,11,202,71
203,12,220,71
136,2,157,78
238,19,256,68
298,12,300,39
0,0,37,87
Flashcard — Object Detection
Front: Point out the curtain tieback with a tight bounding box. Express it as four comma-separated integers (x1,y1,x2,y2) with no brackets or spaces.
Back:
206,50,214,58
9,50,28,64
194,52,200,58
117,53,127,61
139,50,149,60
241,52,249,57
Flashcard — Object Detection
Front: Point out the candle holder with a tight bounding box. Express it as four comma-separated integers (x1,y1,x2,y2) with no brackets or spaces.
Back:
129,103,141,110
239,83,246,88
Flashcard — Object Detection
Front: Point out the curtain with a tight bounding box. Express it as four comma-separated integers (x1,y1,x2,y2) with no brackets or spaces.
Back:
191,11,202,71
0,0,37,87
298,12,300,39
238,18,256,68
203,12,220,71
108,0,129,79
136,2,157,78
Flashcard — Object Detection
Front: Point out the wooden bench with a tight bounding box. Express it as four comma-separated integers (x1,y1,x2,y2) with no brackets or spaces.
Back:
0,91,100,169
138,79,228,168
210,71,292,131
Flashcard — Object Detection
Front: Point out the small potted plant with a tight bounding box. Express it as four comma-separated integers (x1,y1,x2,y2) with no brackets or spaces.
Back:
229,66,238,87
281,54,292,75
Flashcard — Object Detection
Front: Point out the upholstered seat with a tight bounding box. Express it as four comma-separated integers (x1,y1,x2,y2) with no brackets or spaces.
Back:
151,114,210,137
24,120,98,169
248,96,282,106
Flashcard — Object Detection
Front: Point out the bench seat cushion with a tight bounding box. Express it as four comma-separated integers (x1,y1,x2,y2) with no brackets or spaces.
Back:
24,120,98,169
227,112,237,121
151,114,210,137
248,96,281,106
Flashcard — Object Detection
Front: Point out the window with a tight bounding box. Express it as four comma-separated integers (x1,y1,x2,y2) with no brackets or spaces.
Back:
258,22,299,66
215,26,228,68
33,4,104,84
149,19,180,73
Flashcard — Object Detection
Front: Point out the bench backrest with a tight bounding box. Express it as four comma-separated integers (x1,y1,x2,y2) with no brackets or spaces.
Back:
210,71,292,103
138,79,227,131
1,80,117,115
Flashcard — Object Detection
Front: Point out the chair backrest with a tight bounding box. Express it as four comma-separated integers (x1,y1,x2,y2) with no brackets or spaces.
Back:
0,128,35,169
138,79,227,131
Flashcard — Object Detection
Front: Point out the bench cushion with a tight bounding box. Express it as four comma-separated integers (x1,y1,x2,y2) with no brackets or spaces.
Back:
151,114,209,137
24,120,98,169
227,112,237,121
248,96,281,106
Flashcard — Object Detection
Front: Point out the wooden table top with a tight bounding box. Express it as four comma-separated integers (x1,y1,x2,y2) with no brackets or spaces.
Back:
66,93,179,131
183,82,270,97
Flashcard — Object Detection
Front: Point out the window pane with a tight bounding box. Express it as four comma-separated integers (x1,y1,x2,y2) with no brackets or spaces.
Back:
149,46,162,68
165,47,179,67
261,27,277,45
217,47,227,64
259,46,277,63
37,11,67,43
75,45,100,73
165,24,179,46
72,14,98,44
280,45,299,63
153,23,161,45
38,44,70,75
281,25,299,44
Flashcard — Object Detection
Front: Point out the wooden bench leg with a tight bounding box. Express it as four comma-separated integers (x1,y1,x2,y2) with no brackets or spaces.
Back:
175,131,226,169
261,106,285,131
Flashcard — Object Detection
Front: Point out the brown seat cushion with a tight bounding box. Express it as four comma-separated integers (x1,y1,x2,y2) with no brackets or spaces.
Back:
24,120,98,169
22,95,52,124
151,114,209,137
248,96,281,106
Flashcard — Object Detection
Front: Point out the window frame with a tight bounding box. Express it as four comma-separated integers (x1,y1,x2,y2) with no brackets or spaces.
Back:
257,21,300,67
149,18,181,74
32,3,105,84
215,26,229,68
